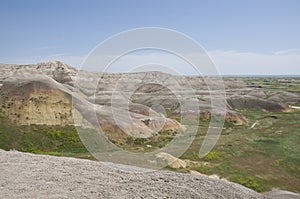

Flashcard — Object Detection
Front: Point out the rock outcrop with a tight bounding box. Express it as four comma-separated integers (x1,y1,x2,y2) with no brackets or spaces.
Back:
0,75,74,126
156,152,187,169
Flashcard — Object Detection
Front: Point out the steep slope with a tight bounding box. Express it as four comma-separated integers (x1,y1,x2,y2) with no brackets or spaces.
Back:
0,76,74,125
0,71,182,138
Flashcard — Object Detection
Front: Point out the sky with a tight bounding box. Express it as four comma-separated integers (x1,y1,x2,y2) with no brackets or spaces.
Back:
0,0,299,75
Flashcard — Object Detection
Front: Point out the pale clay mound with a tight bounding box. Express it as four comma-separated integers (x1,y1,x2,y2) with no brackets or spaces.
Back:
0,150,265,199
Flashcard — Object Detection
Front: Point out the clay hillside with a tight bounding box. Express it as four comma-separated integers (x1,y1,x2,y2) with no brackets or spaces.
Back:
1,61,296,129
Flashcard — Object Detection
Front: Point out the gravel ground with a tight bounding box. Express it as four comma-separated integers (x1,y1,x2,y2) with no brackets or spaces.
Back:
263,190,300,199
0,150,277,198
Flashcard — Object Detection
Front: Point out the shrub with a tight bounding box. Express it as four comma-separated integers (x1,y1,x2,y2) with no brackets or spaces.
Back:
47,131,62,139
273,159,283,167
195,166,213,175
204,151,223,161
230,176,263,192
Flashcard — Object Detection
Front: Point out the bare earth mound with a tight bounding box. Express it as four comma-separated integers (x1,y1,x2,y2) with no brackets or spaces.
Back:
0,150,263,199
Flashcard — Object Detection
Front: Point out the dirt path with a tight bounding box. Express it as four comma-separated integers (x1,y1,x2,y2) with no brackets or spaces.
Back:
0,150,287,198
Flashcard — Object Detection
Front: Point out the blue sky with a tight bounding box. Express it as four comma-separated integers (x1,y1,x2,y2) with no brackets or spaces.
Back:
0,0,299,75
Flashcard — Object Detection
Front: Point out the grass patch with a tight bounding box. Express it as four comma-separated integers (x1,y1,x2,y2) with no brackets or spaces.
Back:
179,109,300,193
230,176,264,192
203,151,223,162
0,110,89,157
106,129,178,152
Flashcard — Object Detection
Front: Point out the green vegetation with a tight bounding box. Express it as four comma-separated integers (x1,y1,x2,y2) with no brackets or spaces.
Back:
243,77,300,93
0,107,299,193
230,176,263,192
0,110,91,159
108,129,178,152
203,151,223,161
180,109,300,193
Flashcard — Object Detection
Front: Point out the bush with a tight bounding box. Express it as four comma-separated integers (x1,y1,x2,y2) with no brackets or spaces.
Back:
204,151,223,161
21,147,43,154
230,176,263,192
195,165,213,175
47,131,62,139
273,159,283,167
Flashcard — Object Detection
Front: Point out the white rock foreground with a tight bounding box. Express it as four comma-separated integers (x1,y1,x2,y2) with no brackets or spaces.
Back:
0,150,298,199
